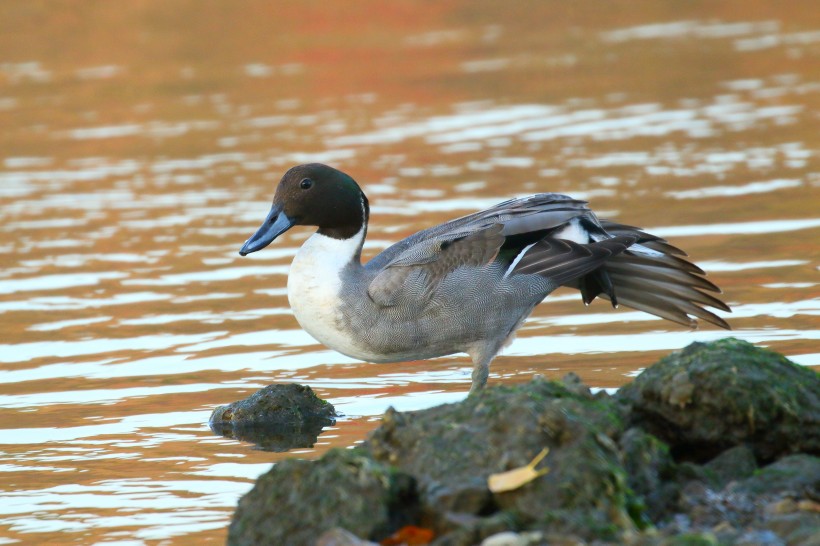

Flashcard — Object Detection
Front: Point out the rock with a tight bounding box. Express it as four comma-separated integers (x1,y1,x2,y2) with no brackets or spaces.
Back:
430,512,518,546
667,455,820,544
480,531,547,546
560,372,593,398
616,338,820,462
316,527,378,546
620,427,679,522
210,383,337,451
225,339,820,545
731,454,819,499
702,445,757,489
765,512,820,546
227,448,418,546
365,376,640,543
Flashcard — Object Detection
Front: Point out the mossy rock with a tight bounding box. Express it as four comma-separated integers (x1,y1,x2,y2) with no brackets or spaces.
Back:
617,338,819,461
364,376,639,542
620,427,679,522
227,448,417,546
210,383,337,451
732,454,819,497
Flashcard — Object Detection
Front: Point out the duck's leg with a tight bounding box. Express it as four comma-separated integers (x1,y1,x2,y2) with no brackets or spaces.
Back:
469,360,490,394
467,344,500,394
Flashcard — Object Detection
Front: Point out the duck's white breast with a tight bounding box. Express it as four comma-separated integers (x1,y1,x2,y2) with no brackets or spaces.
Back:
287,229,375,360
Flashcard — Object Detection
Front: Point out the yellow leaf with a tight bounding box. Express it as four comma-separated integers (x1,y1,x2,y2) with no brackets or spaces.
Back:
487,447,550,493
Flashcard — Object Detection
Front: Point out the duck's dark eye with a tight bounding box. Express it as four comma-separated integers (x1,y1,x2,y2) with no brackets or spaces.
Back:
300,178,313,190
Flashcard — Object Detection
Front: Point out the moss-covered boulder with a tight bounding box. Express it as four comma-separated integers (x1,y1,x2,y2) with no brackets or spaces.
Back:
228,448,417,546
365,376,639,543
670,454,820,544
616,338,819,461
619,427,679,522
210,383,337,451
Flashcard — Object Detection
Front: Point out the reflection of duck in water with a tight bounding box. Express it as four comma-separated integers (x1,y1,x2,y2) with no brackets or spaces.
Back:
240,163,730,393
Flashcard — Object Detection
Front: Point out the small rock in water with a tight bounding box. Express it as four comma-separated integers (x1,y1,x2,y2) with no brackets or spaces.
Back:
209,383,337,451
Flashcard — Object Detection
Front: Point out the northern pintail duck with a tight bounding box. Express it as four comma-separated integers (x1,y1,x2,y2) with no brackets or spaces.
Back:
240,163,730,393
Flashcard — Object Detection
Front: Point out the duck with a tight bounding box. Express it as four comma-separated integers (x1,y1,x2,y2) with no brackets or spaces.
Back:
239,163,730,393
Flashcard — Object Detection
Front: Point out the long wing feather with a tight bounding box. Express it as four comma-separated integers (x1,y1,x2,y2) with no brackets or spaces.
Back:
566,219,731,330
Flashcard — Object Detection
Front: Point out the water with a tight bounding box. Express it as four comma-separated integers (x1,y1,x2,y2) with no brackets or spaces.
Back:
1,1,818,543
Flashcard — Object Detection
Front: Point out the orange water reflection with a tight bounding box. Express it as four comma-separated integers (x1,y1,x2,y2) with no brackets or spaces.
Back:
1,1,818,544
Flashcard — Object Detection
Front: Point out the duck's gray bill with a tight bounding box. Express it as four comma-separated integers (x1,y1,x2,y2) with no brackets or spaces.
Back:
239,205,295,256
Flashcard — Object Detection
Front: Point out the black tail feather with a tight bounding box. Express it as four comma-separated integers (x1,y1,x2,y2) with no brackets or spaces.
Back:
561,221,730,330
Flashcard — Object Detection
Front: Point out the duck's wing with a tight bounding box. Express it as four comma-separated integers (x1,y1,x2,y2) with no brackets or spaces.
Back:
366,194,592,307
365,194,731,330
367,224,505,307
367,194,591,269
